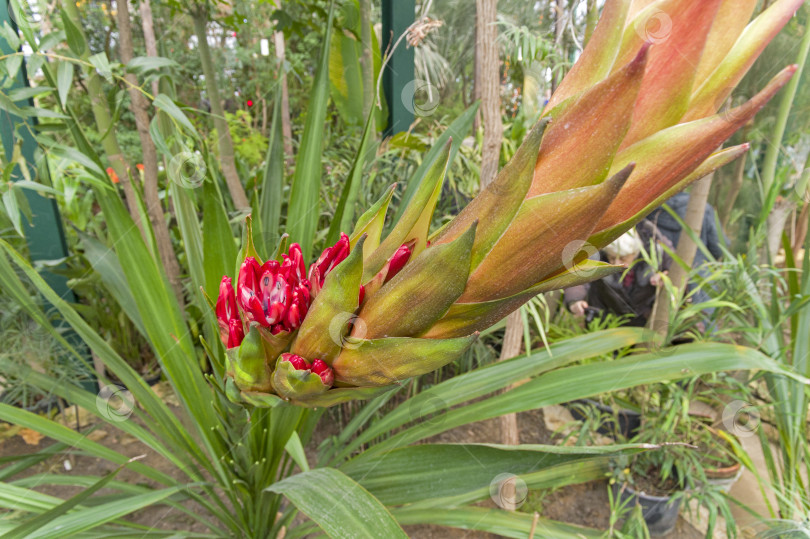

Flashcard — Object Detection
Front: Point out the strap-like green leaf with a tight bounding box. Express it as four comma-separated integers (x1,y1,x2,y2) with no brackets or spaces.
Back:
371,342,807,454
154,94,199,137
267,468,407,539
4,459,134,539
287,2,336,262
394,506,601,539
343,443,652,507
339,328,647,461
24,486,185,538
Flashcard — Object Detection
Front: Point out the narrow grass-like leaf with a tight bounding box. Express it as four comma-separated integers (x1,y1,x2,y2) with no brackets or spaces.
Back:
91,188,224,469
393,507,601,539
154,94,198,137
286,1,335,262
343,443,652,506
0,403,173,485
4,458,135,539
203,178,237,298
326,105,377,245
259,93,284,254
368,342,804,455
0,240,202,474
390,103,478,226
79,232,146,336
341,328,647,460
25,486,186,538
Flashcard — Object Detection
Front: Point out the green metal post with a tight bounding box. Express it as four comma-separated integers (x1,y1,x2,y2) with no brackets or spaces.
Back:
2,0,95,392
1,3,73,296
381,0,415,136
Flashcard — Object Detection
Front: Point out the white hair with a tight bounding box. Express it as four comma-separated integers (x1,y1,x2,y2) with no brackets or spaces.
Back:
604,230,642,259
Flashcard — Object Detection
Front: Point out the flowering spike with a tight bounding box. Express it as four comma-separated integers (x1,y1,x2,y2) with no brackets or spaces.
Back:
620,0,724,147
464,166,632,302
217,1,797,408
529,44,648,197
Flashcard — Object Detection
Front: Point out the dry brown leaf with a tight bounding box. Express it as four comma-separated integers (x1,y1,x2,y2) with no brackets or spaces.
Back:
19,428,44,445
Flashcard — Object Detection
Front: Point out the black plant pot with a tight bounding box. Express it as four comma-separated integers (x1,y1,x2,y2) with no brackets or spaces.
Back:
613,483,682,537
567,398,642,439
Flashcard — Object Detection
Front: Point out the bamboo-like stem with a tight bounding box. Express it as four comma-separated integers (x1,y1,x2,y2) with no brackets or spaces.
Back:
61,1,145,240
649,174,714,336
192,6,251,210
117,0,185,306
761,9,810,259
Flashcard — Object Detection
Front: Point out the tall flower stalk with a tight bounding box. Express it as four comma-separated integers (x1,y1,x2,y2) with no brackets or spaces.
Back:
217,0,805,407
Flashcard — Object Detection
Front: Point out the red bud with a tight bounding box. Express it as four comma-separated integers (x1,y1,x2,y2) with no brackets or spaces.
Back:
309,233,351,286
386,244,412,283
282,353,311,371
310,358,334,386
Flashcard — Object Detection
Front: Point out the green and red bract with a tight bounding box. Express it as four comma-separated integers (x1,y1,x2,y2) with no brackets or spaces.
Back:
215,0,804,407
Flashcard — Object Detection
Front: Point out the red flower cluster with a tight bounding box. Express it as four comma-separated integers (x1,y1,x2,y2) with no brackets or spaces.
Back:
216,233,415,351
215,239,351,349
237,244,310,335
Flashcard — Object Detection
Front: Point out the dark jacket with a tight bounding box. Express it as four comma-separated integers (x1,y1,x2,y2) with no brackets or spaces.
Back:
564,222,672,327
564,253,660,327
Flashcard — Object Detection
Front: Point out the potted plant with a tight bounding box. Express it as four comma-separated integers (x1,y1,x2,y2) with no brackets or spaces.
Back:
608,378,743,537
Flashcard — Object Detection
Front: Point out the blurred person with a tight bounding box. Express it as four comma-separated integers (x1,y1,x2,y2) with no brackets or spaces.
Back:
565,228,668,327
